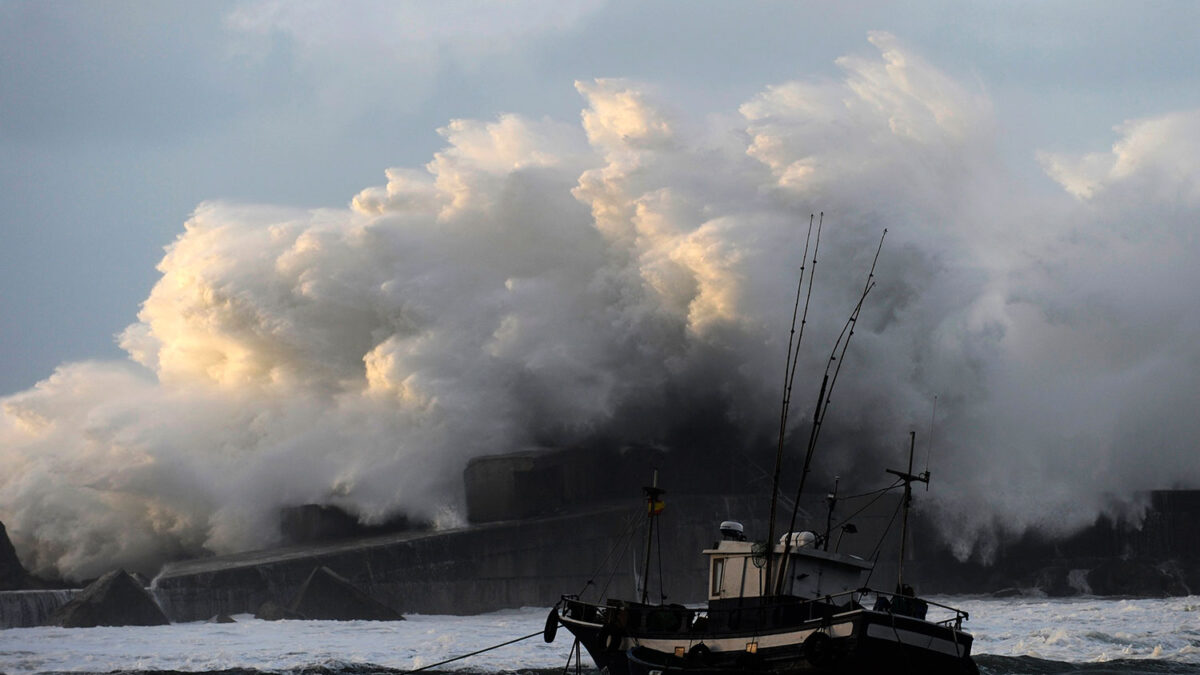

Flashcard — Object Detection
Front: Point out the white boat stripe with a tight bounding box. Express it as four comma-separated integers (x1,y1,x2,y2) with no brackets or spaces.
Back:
635,621,854,653
563,609,967,659
865,622,966,657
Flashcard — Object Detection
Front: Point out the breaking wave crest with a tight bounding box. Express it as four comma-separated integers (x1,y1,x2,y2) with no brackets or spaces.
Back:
3,32,1200,582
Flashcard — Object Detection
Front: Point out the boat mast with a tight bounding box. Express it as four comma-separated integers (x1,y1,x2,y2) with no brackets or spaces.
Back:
641,468,664,604
822,476,839,551
887,431,929,591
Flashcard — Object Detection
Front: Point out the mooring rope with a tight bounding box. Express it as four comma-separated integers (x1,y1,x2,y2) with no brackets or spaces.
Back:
400,630,544,673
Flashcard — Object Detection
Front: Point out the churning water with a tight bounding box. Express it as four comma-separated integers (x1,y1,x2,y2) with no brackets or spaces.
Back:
2,597,1199,674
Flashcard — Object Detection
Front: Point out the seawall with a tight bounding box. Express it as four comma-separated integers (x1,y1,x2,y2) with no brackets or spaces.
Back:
116,489,1200,623
153,495,776,621
0,589,78,628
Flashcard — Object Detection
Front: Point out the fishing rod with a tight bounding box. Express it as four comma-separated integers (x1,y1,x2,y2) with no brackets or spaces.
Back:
775,228,886,595
764,213,820,592
785,213,824,427
811,231,887,443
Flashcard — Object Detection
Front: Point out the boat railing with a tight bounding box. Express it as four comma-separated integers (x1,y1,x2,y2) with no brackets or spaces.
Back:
862,587,970,630
559,595,698,635
559,586,968,635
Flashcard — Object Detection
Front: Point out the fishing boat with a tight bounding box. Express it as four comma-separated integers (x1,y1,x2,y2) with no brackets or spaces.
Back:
548,455,976,674
543,219,977,674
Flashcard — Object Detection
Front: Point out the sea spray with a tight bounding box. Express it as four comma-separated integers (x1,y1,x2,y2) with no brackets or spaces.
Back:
2,33,1199,585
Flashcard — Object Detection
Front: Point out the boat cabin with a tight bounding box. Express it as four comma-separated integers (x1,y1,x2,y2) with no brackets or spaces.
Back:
704,531,872,601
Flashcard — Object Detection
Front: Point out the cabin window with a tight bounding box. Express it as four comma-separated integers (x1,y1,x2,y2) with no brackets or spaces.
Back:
711,558,725,596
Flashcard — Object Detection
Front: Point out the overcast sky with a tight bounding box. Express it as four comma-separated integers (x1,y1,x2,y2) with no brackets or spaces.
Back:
3,0,1198,396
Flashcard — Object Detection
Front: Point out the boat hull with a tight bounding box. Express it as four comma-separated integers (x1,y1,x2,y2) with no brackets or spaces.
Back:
558,599,974,675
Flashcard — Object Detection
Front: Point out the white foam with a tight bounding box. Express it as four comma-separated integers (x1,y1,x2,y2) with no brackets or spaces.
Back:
940,594,1200,665
0,608,565,675
5,597,1200,674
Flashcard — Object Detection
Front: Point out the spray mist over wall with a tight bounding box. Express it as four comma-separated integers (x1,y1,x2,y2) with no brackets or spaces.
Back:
2,33,1198,580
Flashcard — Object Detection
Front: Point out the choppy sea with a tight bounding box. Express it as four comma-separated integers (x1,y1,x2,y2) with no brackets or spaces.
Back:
2,596,1199,675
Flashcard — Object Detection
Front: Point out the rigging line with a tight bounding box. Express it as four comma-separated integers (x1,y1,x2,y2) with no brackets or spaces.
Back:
765,212,817,591
578,510,641,597
739,451,798,511
828,478,904,532
597,511,641,599
400,631,544,674
841,479,904,501
861,497,904,589
871,496,904,561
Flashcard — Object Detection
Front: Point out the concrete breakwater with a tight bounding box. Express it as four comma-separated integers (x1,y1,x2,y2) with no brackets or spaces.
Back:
15,488,1200,626
152,495,773,622
0,589,77,628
